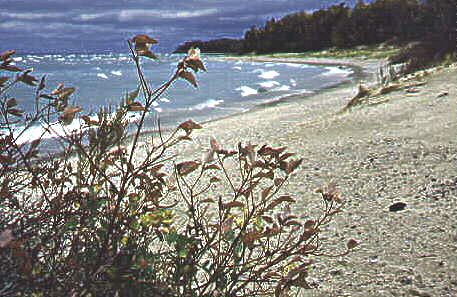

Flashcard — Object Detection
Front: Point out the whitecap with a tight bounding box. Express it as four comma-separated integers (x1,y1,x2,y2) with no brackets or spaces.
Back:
272,85,291,91
258,70,280,79
236,86,258,97
154,107,163,113
97,73,108,79
257,81,280,88
189,99,223,111
110,70,122,76
12,57,23,62
151,101,159,107
321,66,353,77
160,98,171,103
289,79,297,87
232,66,242,71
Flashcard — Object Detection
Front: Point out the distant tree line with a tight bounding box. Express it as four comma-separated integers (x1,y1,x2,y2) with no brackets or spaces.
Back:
174,0,455,58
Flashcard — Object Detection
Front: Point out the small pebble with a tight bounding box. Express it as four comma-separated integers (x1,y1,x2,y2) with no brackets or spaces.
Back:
389,202,407,212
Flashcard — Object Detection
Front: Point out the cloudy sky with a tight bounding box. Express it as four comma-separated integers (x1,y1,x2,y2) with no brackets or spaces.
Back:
1,0,354,54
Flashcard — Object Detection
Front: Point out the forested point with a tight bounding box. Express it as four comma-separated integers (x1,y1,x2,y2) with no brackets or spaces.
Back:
174,0,455,59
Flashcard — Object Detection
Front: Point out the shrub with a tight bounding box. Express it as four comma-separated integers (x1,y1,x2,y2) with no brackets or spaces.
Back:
0,35,356,297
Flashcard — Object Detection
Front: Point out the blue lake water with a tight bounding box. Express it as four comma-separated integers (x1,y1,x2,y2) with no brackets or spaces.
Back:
5,53,354,144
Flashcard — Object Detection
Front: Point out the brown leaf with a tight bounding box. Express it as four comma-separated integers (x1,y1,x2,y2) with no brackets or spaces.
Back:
0,50,16,61
132,34,159,45
222,200,245,210
274,178,285,187
284,220,302,226
261,186,273,200
38,75,46,91
7,108,23,117
209,176,221,183
178,119,203,135
127,102,147,112
132,35,159,59
178,70,198,88
243,231,264,247
210,136,221,152
260,215,274,224
60,106,83,124
178,135,193,141
204,164,221,170
176,161,201,176
286,158,303,174
0,64,22,72
279,152,296,161
51,83,65,95
6,98,18,108
18,73,38,86
0,76,10,87
265,195,295,211
81,115,100,126
58,87,76,100
139,50,158,60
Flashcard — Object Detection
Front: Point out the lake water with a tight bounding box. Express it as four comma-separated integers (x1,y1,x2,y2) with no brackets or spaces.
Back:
5,53,354,144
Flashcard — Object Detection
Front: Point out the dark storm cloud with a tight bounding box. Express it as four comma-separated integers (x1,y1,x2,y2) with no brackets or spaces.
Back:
0,0,344,53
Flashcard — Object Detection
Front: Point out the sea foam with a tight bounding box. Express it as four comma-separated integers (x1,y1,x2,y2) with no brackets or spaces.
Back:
258,70,280,79
257,81,280,88
236,86,258,97
97,73,109,79
190,99,223,111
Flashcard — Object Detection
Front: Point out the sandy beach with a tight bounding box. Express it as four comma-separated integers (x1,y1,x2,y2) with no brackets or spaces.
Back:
152,56,456,297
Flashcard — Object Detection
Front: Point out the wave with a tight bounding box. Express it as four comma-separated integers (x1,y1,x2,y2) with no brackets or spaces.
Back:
272,85,291,92
236,86,258,97
321,66,353,77
257,80,280,88
189,99,223,111
110,70,123,76
97,73,109,79
160,97,171,103
232,66,242,71
258,70,280,79
9,111,146,145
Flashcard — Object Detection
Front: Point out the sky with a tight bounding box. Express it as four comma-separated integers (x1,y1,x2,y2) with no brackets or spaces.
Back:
0,0,358,54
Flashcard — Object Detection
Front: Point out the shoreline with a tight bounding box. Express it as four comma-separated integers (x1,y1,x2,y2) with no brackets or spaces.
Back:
136,56,380,138
137,58,456,297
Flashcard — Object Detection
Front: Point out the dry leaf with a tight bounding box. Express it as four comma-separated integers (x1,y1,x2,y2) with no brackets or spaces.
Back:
60,106,83,124
132,34,158,45
18,73,38,86
176,161,201,176
222,201,245,210
6,98,18,108
127,102,147,112
178,70,198,88
178,119,203,135
0,50,16,61
210,136,221,152
286,158,303,174
0,76,10,87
